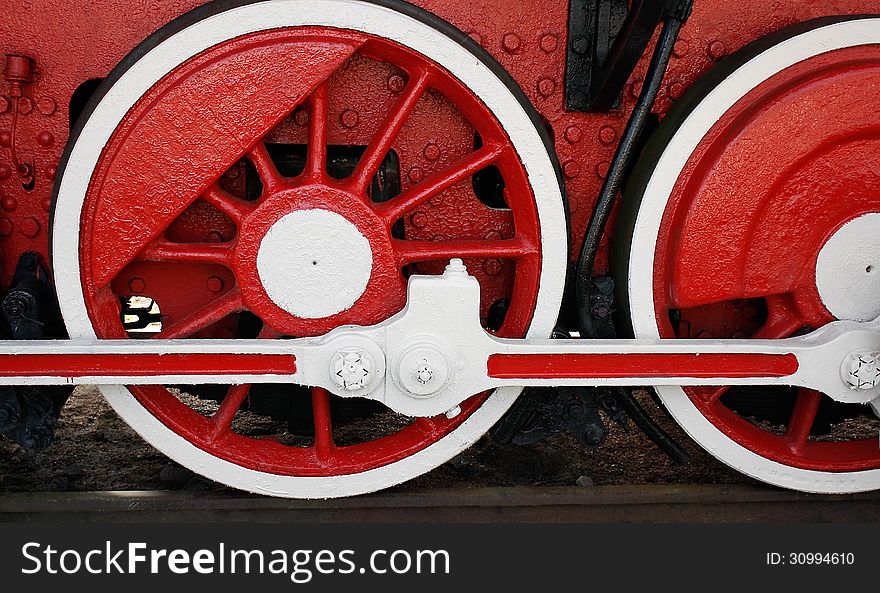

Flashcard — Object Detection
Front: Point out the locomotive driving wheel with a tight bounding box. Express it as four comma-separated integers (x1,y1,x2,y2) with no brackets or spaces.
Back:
621,17,880,493
51,0,566,497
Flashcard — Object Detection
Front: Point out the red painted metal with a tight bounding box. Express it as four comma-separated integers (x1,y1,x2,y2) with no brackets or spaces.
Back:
487,353,798,379
77,27,543,477
0,352,296,377
653,43,880,472
0,0,877,481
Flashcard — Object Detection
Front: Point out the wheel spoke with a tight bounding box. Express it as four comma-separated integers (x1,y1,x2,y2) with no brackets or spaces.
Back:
349,68,431,195
158,288,243,339
311,387,335,462
247,141,284,192
375,143,505,225
304,83,329,181
393,236,537,266
202,183,256,223
785,388,823,451
210,384,251,441
137,238,234,265
755,294,805,339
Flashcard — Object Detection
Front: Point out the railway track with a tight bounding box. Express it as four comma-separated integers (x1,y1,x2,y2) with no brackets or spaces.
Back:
2,484,879,523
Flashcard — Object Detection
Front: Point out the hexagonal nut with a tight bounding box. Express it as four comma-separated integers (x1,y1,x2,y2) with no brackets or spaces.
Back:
843,351,880,391
331,349,374,391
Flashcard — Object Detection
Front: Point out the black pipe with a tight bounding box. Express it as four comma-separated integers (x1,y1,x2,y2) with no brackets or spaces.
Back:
575,16,691,465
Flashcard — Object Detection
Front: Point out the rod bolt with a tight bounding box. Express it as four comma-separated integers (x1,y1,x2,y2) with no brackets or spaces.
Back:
331,349,374,391
843,351,880,390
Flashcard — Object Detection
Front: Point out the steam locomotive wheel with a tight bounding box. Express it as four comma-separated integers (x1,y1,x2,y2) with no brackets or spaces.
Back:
623,17,880,493
51,0,566,497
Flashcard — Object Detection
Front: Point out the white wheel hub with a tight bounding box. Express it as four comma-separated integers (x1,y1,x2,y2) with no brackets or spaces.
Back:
257,209,373,318
816,213,880,322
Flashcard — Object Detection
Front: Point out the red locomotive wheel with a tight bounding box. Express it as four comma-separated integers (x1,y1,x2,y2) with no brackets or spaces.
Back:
51,0,567,497
622,17,880,492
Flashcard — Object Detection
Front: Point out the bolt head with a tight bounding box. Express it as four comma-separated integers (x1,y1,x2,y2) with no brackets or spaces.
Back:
331,349,374,391
844,351,880,390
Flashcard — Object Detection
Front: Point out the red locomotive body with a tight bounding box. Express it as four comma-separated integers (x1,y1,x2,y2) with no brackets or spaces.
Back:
1,0,879,497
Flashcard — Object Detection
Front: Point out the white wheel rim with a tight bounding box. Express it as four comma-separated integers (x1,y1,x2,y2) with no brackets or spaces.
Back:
627,18,880,494
52,0,567,498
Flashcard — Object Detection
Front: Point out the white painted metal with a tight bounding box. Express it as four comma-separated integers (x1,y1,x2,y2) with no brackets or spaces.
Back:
816,213,880,322
626,18,880,493
257,209,373,318
50,0,569,498
5,264,880,416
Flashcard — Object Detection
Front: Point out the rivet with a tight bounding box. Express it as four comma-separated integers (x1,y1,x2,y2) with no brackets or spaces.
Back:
129,277,146,293
673,39,689,58
0,96,8,114
598,125,616,145
630,79,643,99
570,35,589,55
17,97,33,115
387,74,406,93
37,97,56,116
537,77,556,97
563,160,581,179
411,211,428,228
2,196,17,211
423,143,441,161
21,216,40,238
206,276,225,293
408,166,424,184
45,165,57,180
502,33,521,53
293,108,309,127
41,198,51,212
668,82,685,100
341,109,359,129
0,132,11,147
708,40,726,60
0,218,12,236
36,130,54,147
564,126,582,143
596,161,610,179
206,231,224,243
483,258,503,276
540,34,558,53
0,163,11,179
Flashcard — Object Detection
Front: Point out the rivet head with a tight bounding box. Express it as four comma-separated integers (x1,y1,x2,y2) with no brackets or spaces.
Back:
596,161,610,179
17,97,33,115
2,196,17,211
708,40,727,60
668,82,685,100
340,109,359,129
598,125,616,145
423,143,441,161
537,77,556,97
387,74,406,93
129,277,146,293
0,218,13,236
206,276,225,293
570,35,589,55
410,211,428,228
502,33,521,53
540,34,558,53
21,217,41,238
36,131,54,147
408,166,424,184
564,126,582,144
37,97,56,116
563,160,581,179
293,108,309,127
673,39,689,58
0,96,9,114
